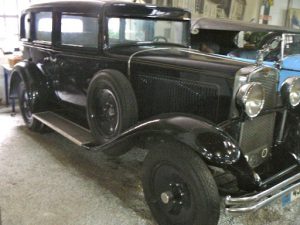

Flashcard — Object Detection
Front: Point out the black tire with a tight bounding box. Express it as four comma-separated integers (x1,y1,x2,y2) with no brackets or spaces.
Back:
87,70,138,155
18,82,44,132
142,143,220,225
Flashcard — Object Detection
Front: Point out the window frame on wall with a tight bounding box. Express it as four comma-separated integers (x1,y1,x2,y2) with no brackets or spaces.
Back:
56,11,100,52
0,0,21,39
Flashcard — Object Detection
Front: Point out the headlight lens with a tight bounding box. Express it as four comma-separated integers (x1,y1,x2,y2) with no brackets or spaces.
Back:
236,82,265,118
281,77,300,107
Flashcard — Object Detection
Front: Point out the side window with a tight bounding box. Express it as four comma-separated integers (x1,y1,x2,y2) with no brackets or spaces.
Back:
61,14,98,48
21,13,31,40
35,12,52,42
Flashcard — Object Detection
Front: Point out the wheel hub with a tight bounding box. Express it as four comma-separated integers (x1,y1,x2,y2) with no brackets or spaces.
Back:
160,191,173,204
160,182,187,214
95,88,119,137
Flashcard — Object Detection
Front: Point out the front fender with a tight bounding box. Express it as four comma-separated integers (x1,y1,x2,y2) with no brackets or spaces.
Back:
89,113,257,190
146,114,242,166
100,113,241,165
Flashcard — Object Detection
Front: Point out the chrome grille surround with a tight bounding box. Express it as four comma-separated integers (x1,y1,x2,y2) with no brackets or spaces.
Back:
231,65,279,168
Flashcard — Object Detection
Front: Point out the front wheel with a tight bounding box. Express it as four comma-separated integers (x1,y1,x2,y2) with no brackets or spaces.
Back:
142,143,220,225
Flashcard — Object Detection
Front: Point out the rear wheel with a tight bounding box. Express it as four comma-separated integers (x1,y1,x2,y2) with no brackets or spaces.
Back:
18,82,44,132
142,143,220,225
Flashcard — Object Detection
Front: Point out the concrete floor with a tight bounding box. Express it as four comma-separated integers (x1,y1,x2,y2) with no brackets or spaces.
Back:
1,106,300,225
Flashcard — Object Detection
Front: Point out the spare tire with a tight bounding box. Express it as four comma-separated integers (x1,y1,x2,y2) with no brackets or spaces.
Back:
87,69,138,155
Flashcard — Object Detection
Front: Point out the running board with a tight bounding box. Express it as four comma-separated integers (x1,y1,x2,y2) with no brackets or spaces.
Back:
33,111,95,146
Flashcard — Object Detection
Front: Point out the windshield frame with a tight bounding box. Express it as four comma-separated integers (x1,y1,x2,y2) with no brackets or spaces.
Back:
281,33,300,60
104,16,190,49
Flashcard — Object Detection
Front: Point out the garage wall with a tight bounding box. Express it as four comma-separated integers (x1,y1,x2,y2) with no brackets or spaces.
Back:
145,0,261,23
243,0,261,23
291,0,300,8
267,0,289,26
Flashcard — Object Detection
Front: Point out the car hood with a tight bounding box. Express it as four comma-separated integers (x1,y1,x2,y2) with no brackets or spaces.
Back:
106,46,251,78
282,54,300,71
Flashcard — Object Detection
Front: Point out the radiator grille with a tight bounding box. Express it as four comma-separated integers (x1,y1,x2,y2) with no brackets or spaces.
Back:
134,74,219,121
239,113,276,167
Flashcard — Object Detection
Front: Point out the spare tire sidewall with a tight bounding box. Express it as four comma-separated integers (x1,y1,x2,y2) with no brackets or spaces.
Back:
87,70,138,146
88,76,122,140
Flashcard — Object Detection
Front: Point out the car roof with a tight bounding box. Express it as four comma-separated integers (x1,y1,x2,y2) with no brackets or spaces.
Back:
26,0,190,20
191,17,300,33
28,0,137,9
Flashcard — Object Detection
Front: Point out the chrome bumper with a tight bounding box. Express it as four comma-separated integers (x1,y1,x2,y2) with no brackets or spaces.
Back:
225,172,300,215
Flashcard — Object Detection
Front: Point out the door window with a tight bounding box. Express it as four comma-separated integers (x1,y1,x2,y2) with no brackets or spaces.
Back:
61,14,98,48
35,12,52,42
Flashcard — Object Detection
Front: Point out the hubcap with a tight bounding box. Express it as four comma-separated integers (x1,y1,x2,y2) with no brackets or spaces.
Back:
151,164,193,223
95,88,119,138
161,191,173,204
159,182,187,214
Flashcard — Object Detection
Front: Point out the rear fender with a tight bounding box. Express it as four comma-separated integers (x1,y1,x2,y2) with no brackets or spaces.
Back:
9,61,53,110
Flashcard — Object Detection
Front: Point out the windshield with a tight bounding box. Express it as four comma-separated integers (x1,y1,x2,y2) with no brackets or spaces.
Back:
283,33,300,57
107,17,189,47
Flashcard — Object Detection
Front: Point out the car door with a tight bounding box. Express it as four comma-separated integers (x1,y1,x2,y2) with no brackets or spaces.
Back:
29,10,56,77
52,10,102,107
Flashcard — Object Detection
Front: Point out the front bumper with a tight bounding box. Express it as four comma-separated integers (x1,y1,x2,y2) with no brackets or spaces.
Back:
225,172,300,215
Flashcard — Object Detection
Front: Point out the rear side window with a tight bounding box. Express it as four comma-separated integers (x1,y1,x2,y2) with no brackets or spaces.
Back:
61,14,98,48
24,14,31,39
20,13,31,40
35,12,52,42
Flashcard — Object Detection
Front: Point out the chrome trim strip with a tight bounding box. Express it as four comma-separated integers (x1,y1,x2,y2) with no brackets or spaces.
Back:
177,48,252,63
127,47,170,79
226,180,300,215
277,109,287,143
225,172,300,215
226,172,300,205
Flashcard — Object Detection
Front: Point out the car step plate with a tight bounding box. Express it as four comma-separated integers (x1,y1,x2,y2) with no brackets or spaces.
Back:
33,111,95,146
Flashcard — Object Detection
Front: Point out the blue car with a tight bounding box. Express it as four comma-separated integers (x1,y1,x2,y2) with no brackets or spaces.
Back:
191,18,300,87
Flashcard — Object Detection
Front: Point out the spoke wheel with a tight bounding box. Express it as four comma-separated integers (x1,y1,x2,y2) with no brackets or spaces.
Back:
21,91,33,122
143,143,220,225
18,82,44,131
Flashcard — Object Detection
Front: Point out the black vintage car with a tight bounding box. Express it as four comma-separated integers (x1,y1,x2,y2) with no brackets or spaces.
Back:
10,1,300,225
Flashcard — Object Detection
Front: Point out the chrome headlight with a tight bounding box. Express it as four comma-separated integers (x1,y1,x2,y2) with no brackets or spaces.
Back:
281,77,300,107
236,82,265,118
